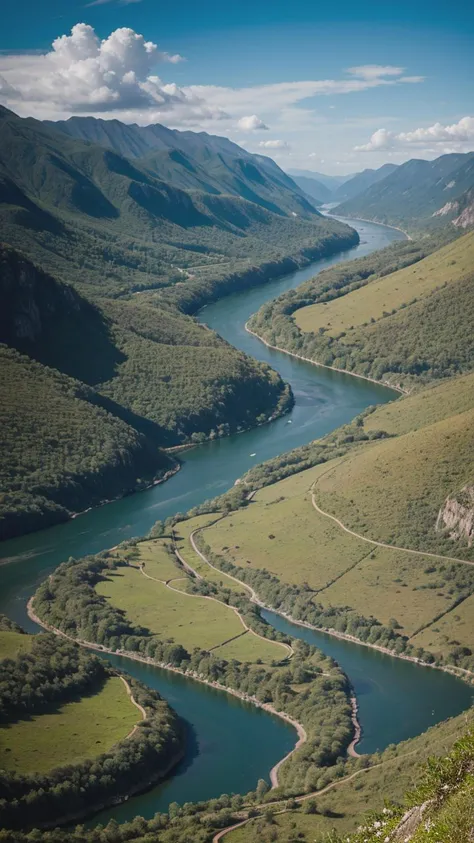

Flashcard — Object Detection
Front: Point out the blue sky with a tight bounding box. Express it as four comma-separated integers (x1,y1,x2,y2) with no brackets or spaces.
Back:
1,0,473,173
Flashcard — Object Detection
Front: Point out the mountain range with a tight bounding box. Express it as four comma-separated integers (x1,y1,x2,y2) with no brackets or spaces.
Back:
334,152,474,229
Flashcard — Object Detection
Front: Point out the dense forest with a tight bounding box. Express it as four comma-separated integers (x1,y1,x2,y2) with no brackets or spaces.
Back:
0,623,184,830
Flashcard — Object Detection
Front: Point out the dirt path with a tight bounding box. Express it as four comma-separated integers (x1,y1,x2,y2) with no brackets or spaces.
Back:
212,748,421,842
119,675,147,738
311,489,474,567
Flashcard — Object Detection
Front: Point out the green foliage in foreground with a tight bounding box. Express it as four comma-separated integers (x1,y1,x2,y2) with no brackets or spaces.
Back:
0,624,183,831
344,728,474,843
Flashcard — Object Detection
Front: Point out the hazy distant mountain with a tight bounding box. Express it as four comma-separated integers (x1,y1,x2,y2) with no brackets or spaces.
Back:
333,164,399,202
335,152,474,228
287,169,358,191
45,116,318,218
289,175,333,205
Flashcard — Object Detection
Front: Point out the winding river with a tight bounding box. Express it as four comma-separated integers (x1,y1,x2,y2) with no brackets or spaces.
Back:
1,218,472,824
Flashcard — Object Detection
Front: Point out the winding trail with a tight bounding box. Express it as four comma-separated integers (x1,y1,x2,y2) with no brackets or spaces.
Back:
120,676,147,738
212,747,422,842
138,563,292,660
310,488,474,568
26,595,305,790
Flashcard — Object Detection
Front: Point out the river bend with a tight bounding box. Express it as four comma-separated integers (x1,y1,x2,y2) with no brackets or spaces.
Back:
1,218,472,823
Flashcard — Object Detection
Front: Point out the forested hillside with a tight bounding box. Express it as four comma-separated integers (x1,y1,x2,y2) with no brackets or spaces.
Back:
46,115,315,218
335,151,474,231
248,227,472,391
0,244,294,539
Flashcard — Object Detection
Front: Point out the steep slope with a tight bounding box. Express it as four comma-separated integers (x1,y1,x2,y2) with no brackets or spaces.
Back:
333,163,398,202
288,175,332,205
335,152,474,229
0,344,172,540
434,186,474,229
0,106,357,302
0,244,296,538
45,115,317,218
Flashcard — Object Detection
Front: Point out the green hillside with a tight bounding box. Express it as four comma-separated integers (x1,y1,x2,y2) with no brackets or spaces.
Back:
198,371,474,669
0,106,356,303
0,243,296,538
248,228,472,391
335,151,474,230
46,115,317,218
0,344,172,540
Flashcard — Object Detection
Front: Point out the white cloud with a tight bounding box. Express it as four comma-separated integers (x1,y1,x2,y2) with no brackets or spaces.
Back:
258,139,289,150
236,114,269,130
356,116,474,151
0,23,228,123
347,65,405,80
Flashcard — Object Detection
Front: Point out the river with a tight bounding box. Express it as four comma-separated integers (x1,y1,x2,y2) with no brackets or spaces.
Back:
1,218,472,823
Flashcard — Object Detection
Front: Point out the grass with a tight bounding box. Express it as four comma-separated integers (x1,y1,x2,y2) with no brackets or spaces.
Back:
317,547,453,637
0,631,34,660
96,563,286,663
204,461,371,591
294,231,474,337
172,515,247,594
363,372,474,436
411,593,474,658
136,539,183,582
226,709,474,843
315,408,474,555
200,379,474,657
0,676,136,774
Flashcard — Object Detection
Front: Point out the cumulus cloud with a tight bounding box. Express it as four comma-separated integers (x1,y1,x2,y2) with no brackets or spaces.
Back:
356,116,474,151
258,139,289,150
0,23,229,123
236,114,268,130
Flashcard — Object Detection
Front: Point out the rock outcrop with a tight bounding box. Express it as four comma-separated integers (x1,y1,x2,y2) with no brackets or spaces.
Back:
436,485,474,546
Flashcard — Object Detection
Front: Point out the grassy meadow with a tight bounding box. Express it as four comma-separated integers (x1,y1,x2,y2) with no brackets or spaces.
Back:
0,676,136,774
97,544,288,663
294,231,474,336
315,408,474,555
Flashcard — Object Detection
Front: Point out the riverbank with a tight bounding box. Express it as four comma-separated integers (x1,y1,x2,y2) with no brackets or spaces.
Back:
189,527,474,684
245,321,408,395
330,214,413,241
27,596,306,790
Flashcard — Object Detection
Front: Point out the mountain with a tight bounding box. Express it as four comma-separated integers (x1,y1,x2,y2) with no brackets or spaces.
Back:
0,105,356,304
45,115,318,218
434,185,474,229
335,151,474,229
288,175,333,205
287,169,357,191
333,163,398,202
